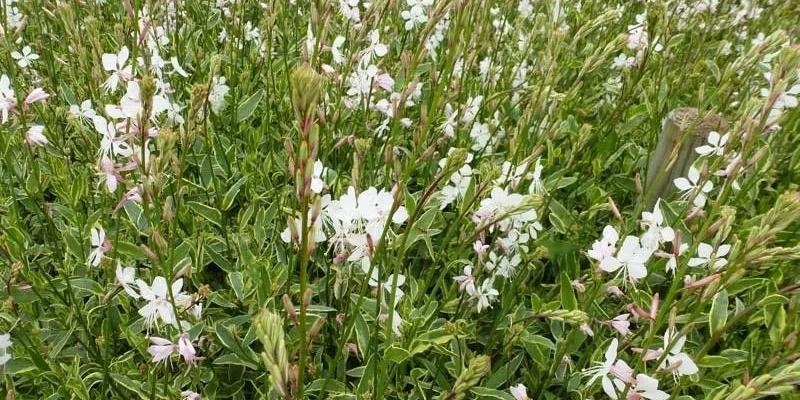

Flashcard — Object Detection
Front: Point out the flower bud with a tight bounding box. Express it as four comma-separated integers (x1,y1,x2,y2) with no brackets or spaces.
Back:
290,64,324,117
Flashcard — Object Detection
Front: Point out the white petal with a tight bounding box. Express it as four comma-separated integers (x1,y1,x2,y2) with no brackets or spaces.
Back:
688,166,700,184
695,145,714,156
674,353,699,375
602,225,619,245
697,243,713,258
602,376,618,399
627,262,648,280
151,276,168,297
707,131,720,146
600,257,623,273
674,177,692,191
604,338,619,362
687,257,706,267
102,54,117,71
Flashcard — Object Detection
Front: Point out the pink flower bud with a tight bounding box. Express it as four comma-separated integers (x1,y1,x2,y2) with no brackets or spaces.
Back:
24,88,50,105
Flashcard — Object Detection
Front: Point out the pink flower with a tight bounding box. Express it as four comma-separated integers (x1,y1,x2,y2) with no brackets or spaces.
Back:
605,285,625,297
181,390,201,400
375,73,394,92
147,337,176,363
99,156,120,193
453,265,476,295
24,125,48,147
606,314,631,336
24,88,50,105
473,240,489,256
114,187,143,215
177,333,198,366
510,383,529,400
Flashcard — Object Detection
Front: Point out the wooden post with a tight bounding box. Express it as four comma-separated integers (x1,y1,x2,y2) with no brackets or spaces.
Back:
645,108,727,209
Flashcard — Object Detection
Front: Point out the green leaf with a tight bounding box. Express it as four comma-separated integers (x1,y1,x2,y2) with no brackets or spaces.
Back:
559,272,577,310
384,345,410,363
215,322,242,353
548,199,573,234
306,379,348,393
68,278,105,297
187,201,223,228
698,355,729,368
110,373,148,399
229,271,245,302
470,387,515,400
354,311,369,359
222,176,248,210
709,289,728,335
212,353,259,369
484,354,522,388
236,89,264,122
124,202,150,235
115,241,146,260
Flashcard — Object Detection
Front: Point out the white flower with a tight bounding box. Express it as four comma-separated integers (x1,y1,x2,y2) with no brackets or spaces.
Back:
439,103,457,137
331,36,346,64
473,278,499,312
102,46,133,92
360,30,388,67
627,374,669,400
93,116,133,159
486,251,521,278
136,276,192,329
453,265,476,295
588,225,619,262
462,95,483,124
640,199,675,251
280,215,326,244
495,161,528,188
673,166,713,208
88,226,109,267
695,131,729,157
11,46,39,68
209,76,230,114
338,0,360,22
474,187,525,224
70,100,97,120
24,125,48,147
612,53,635,69
529,158,544,194
688,242,730,270
582,338,634,399
311,160,328,193
470,122,491,151
661,328,699,376
509,383,529,400
0,75,15,125
0,333,11,367
369,271,405,305
115,262,140,299
599,236,652,283
664,243,689,274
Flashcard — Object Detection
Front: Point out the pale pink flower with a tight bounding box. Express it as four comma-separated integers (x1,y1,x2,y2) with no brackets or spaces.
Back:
177,333,199,366
181,391,201,400
24,125,48,147
453,265,476,295
23,88,50,105
510,383,529,400
147,337,176,363
606,314,631,336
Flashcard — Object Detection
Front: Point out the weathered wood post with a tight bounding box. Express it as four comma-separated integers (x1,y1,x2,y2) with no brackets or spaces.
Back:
645,108,728,209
